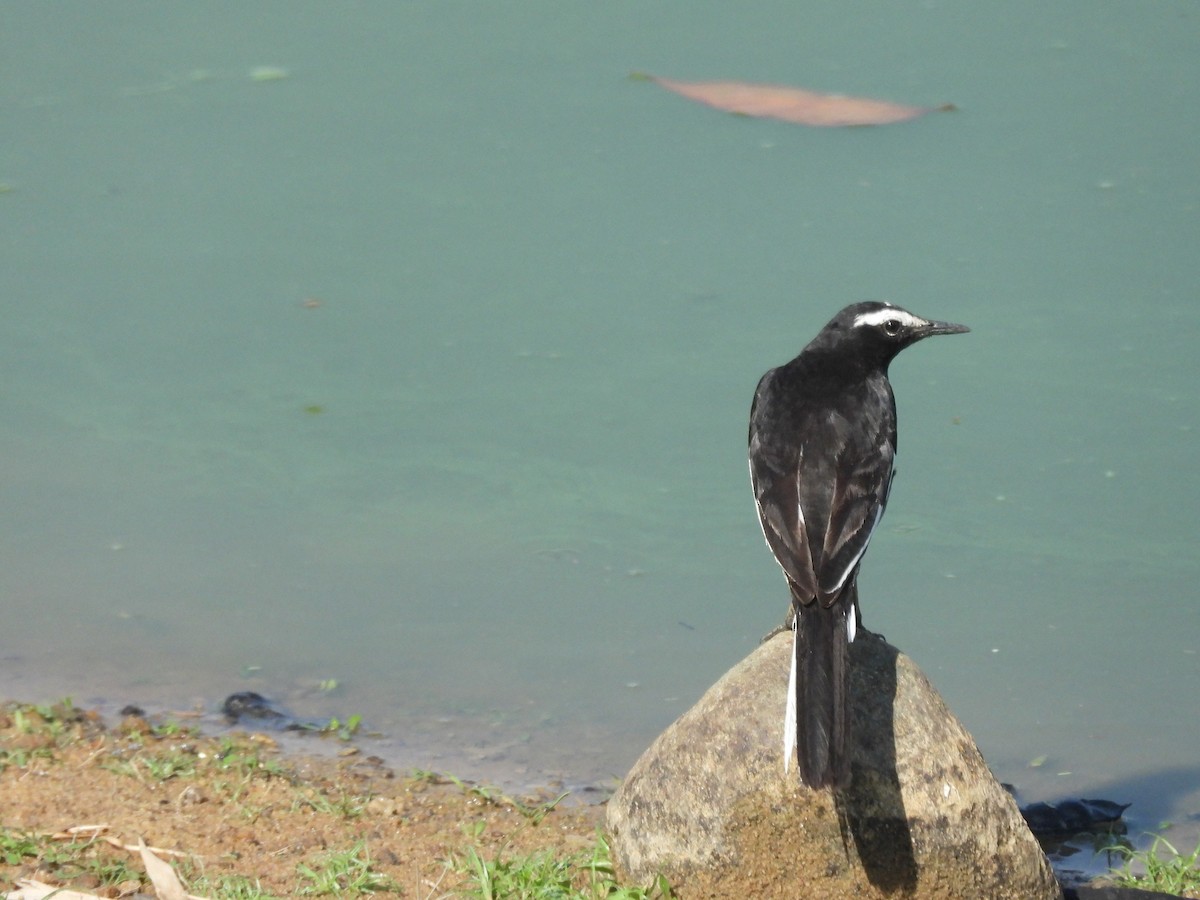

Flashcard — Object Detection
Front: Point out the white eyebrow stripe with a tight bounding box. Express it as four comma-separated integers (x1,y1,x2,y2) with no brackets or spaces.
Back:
853,308,925,329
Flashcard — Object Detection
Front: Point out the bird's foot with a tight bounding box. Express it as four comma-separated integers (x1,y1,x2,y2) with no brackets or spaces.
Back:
759,611,796,643
759,624,788,643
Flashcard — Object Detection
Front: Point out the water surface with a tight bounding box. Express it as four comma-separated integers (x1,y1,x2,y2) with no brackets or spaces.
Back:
1,1,1197,862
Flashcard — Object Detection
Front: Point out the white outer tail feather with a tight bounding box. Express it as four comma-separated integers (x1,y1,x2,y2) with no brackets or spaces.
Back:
783,621,798,772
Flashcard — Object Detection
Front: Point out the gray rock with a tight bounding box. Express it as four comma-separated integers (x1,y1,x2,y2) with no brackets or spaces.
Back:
607,630,1062,899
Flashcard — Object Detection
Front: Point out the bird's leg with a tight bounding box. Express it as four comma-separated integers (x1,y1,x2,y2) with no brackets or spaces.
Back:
760,602,799,643
760,622,788,643
846,581,882,641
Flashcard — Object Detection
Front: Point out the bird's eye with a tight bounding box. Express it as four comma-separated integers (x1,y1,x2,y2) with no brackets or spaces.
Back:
882,319,903,335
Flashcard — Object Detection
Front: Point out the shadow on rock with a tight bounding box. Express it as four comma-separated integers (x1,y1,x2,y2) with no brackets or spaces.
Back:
839,636,916,893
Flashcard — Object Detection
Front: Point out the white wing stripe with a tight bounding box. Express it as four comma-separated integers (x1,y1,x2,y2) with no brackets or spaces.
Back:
826,504,884,595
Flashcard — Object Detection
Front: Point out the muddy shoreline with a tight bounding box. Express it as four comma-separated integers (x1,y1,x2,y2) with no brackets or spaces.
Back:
0,698,607,897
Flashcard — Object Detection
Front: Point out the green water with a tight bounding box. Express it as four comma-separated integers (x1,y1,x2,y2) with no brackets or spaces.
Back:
2,2,1197,856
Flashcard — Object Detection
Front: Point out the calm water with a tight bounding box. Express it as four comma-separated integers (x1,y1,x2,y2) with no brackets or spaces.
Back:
2,0,1197,859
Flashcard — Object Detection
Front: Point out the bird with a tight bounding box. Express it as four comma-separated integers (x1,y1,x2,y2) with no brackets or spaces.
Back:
748,301,968,789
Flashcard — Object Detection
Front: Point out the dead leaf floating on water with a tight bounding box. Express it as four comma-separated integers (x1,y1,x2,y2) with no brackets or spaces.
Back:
639,73,954,127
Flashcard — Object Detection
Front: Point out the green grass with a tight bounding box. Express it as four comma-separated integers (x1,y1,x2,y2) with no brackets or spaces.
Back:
101,749,198,782
0,827,140,888
2,823,287,899
0,746,39,773
99,730,289,789
148,718,194,738
179,867,284,900
292,786,370,820
210,736,290,780
0,829,52,866
292,713,364,741
436,771,569,825
452,832,672,900
1106,832,1200,895
295,841,400,895
0,700,88,773
6,699,80,741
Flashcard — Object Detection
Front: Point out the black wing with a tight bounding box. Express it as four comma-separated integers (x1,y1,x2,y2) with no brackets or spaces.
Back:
750,371,896,607
749,370,819,601
816,425,895,601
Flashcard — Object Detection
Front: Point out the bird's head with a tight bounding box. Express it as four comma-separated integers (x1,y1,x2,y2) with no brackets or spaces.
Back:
814,301,969,369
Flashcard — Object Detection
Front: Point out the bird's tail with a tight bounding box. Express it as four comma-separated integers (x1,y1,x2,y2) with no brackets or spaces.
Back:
785,599,851,789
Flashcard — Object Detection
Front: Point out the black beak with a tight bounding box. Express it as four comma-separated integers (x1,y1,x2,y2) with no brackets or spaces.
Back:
922,319,970,337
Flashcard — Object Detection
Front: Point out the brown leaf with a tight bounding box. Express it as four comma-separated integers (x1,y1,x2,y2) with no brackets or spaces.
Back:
641,74,954,127
4,880,105,900
137,837,190,900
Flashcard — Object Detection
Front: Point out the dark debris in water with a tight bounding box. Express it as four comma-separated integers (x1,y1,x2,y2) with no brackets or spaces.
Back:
1022,798,1132,837
222,691,288,724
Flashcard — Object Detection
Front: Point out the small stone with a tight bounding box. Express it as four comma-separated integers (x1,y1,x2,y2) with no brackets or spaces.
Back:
120,715,152,736
367,796,399,817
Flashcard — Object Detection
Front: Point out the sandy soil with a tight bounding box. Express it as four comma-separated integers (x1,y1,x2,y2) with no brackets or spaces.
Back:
0,700,606,897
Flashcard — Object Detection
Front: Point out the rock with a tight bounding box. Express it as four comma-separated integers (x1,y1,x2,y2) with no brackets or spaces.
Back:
607,630,1061,899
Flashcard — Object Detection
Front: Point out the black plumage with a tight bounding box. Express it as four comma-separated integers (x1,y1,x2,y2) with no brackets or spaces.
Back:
748,301,968,789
